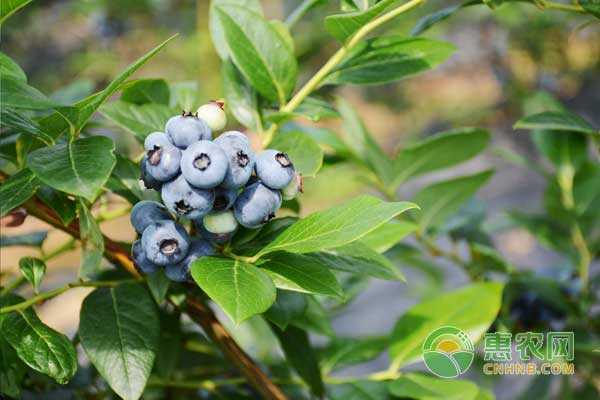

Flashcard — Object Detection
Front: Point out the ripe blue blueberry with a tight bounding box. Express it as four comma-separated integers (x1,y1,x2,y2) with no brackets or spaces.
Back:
141,220,190,266
130,200,171,234
214,131,255,189
165,239,214,282
213,186,238,211
203,210,238,234
195,220,236,244
131,240,160,273
143,137,181,182
165,112,212,149
254,149,294,190
161,175,215,219
180,140,228,189
197,101,227,131
140,155,163,191
233,182,282,228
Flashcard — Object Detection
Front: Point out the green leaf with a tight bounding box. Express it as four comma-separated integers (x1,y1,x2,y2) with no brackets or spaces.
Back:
79,284,159,400
191,257,276,323
169,81,202,111
121,79,170,105
1,295,77,384
155,310,181,379
393,128,490,186
27,136,116,201
106,155,155,204
532,131,587,170
76,35,177,131
470,243,513,274
256,195,418,256
413,170,494,232
320,336,388,373
146,270,170,304
272,324,324,396
0,51,26,81
0,169,40,216
18,257,46,294
100,101,173,141
264,291,307,330
324,0,396,42
232,217,298,256
360,220,417,253
0,109,54,145
265,97,340,124
0,0,32,26
389,282,503,369
0,231,47,247
324,36,455,86
214,5,297,103
36,185,77,225
410,0,481,36
514,111,597,136
210,0,263,60
260,252,343,297
329,380,393,400
388,373,481,400
581,0,600,19
269,130,323,177
0,332,26,398
306,242,405,281
291,296,333,337
79,200,104,278
221,60,260,130
337,98,392,183
0,76,62,110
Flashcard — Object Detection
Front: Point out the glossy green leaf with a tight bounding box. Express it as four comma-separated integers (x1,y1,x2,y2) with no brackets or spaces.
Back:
0,231,47,247
106,155,155,204
470,243,513,274
27,136,116,201
389,282,503,369
232,217,298,256
0,169,40,216
329,380,392,400
360,220,417,253
0,52,26,81
260,252,343,297
320,336,388,373
36,185,77,225
0,0,32,25
79,200,104,278
169,81,202,111
18,257,46,294
532,130,587,170
79,284,159,400
306,242,405,281
1,295,77,384
191,257,276,323
393,128,490,185
100,101,173,141
388,373,481,400
324,0,395,42
581,0,600,18
264,291,307,330
324,36,455,86
221,60,260,130
265,97,340,124
213,5,297,103
210,0,263,60
0,109,54,145
291,296,333,337
413,170,494,232
121,79,170,105
411,0,481,36
0,76,62,109
155,310,181,379
256,195,418,256
272,324,324,396
146,270,170,304
269,130,323,177
514,111,597,135
0,332,26,398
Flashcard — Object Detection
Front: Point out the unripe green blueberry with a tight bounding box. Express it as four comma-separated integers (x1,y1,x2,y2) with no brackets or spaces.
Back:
203,210,238,234
197,101,227,131
281,173,302,200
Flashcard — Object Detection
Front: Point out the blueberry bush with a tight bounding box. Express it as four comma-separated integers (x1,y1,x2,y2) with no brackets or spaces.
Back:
0,1,599,399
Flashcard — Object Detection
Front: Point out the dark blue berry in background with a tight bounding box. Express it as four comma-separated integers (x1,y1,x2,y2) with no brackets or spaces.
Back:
141,220,190,266
254,149,294,189
130,200,172,235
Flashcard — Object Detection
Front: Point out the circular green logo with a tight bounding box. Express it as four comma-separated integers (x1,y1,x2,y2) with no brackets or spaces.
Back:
422,326,474,378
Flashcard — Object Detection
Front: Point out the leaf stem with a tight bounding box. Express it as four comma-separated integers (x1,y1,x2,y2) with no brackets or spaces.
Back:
540,0,586,13
0,279,138,314
262,0,426,146
0,275,26,295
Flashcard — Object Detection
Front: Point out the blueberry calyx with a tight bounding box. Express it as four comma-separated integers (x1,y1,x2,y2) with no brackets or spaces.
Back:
181,110,199,118
262,212,276,224
213,194,227,211
175,200,193,215
275,152,292,168
159,239,179,255
210,100,225,109
148,145,162,166
236,150,250,167
193,153,211,170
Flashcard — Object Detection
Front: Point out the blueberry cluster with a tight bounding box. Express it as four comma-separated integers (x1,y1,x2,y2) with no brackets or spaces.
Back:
130,102,300,282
